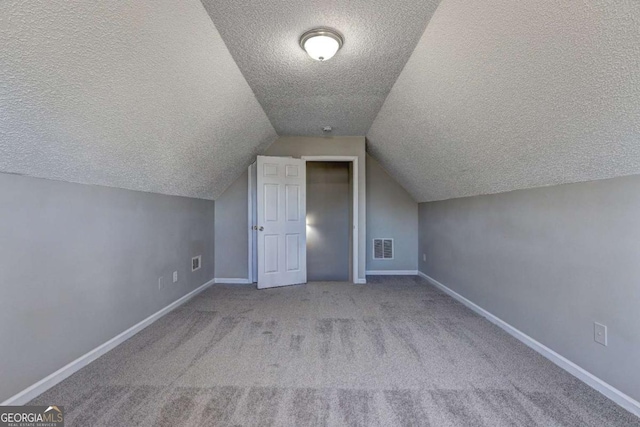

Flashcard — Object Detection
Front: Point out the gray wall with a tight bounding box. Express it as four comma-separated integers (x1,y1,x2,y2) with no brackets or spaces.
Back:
418,174,640,402
306,162,350,281
366,154,418,272
0,173,215,403
214,169,249,279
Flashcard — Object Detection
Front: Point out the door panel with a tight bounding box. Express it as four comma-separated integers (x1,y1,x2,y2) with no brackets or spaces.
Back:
257,156,307,289
264,234,279,273
285,164,299,177
264,184,279,222
286,234,301,271
264,163,278,176
285,185,300,221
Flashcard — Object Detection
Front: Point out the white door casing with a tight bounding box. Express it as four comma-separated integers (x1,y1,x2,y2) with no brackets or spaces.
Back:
257,156,307,289
248,162,258,283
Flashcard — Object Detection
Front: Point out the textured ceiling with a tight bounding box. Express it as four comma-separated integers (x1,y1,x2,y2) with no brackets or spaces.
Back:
0,0,276,200
3,0,639,203
368,0,640,203
201,0,441,136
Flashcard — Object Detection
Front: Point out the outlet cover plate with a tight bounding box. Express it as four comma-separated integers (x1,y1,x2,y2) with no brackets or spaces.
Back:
173,271,178,283
594,322,607,346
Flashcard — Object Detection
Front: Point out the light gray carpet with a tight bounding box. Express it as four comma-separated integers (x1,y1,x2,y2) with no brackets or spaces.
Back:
31,276,639,426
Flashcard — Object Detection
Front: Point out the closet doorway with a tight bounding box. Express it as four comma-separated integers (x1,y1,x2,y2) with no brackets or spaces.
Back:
306,161,351,281
248,156,359,285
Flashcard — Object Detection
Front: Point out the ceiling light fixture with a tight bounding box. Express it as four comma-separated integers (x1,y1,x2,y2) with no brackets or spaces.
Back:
300,28,343,61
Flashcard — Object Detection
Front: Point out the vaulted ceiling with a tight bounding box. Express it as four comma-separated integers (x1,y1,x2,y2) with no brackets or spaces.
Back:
1,0,639,202
0,0,275,200
368,0,640,202
201,0,441,136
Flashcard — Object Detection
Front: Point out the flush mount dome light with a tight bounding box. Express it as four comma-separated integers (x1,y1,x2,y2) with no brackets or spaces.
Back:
300,28,343,61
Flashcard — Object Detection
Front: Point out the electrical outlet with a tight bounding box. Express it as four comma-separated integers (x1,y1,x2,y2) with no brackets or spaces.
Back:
423,253,426,262
594,322,607,346
173,271,178,283
158,276,164,290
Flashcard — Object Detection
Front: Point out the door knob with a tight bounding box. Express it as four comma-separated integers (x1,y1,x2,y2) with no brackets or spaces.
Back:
259,226,264,231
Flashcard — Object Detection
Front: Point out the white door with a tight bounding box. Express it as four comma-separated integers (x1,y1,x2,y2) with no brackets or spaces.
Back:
257,156,307,289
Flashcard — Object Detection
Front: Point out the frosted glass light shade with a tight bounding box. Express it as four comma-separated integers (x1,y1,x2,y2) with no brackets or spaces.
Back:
300,28,343,61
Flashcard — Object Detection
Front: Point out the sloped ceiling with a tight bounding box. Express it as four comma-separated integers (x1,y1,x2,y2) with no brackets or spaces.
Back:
368,0,640,202
3,0,639,203
201,0,441,136
0,0,276,200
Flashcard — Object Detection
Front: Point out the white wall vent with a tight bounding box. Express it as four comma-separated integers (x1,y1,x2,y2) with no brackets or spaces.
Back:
373,238,394,260
192,255,202,272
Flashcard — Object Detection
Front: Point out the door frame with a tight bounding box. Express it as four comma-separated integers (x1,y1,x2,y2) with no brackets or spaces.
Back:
302,156,359,284
248,162,257,283
248,156,359,284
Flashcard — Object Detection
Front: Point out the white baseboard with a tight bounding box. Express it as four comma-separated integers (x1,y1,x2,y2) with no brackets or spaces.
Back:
214,278,252,284
216,278,365,285
417,271,640,418
366,270,418,276
1,278,215,406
